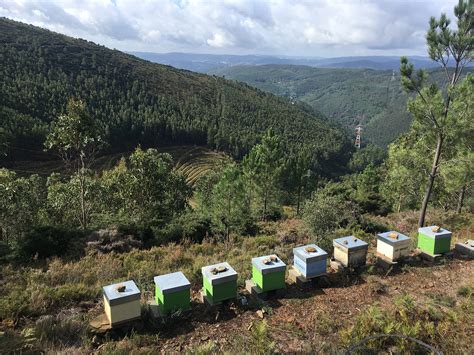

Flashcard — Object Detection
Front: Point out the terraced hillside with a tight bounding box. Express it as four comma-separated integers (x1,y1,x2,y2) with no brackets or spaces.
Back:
6,145,228,187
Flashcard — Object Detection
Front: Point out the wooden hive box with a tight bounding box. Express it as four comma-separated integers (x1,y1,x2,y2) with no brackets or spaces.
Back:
418,226,452,255
377,231,411,262
333,236,368,268
252,254,286,292
202,262,238,303
293,244,328,278
154,271,191,314
102,280,141,327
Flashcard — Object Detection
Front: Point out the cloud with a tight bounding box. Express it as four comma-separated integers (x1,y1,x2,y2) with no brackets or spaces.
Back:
0,0,460,56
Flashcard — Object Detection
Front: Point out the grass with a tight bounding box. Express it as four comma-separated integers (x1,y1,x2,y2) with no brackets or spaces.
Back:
339,293,474,353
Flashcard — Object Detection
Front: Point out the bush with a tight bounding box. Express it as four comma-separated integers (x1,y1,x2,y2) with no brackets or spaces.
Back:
15,226,83,260
34,314,88,348
155,212,211,245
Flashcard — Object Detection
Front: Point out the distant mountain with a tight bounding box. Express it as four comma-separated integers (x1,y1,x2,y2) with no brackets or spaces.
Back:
209,64,473,147
131,52,443,73
0,18,351,175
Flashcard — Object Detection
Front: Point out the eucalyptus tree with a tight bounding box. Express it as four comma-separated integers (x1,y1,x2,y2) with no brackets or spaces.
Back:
45,99,105,229
399,0,473,226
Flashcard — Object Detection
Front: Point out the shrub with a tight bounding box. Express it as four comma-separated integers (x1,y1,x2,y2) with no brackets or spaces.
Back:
248,320,275,354
34,314,88,347
15,226,83,260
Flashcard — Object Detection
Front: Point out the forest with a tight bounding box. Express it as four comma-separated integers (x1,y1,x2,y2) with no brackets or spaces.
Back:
210,64,474,147
0,17,350,173
0,1,473,352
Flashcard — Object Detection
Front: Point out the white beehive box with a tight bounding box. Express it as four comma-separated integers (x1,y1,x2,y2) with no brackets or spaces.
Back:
333,236,368,268
377,231,411,262
103,280,141,327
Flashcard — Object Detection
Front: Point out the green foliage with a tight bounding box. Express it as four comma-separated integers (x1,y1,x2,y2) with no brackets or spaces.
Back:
15,226,83,260
46,171,104,228
0,18,350,174
248,320,276,355
211,64,470,148
208,163,252,238
0,169,45,244
44,98,105,169
303,186,358,251
396,1,473,224
243,130,284,221
349,144,386,172
339,295,445,352
100,147,192,228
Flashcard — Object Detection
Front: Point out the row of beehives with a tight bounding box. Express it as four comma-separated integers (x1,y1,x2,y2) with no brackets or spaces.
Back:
102,225,453,327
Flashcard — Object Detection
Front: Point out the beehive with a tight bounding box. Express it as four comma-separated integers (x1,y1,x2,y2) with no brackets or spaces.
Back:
418,226,452,255
102,280,141,327
293,244,328,278
202,262,237,303
154,271,191,314
333,236,368,268
377,231,411,262
252,254,286,292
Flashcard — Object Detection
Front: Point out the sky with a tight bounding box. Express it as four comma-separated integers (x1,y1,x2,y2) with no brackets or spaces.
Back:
0,0,459,57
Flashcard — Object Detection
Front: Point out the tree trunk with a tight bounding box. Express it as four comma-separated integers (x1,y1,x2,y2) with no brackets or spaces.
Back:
79,154,87,230
296,183,302,216
456,185,466,214
418,135,443,227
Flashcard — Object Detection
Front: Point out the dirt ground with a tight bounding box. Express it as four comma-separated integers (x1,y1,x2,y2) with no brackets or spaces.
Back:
91,254,474,353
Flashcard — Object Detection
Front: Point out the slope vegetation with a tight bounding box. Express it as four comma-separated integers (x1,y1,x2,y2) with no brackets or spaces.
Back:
0,18,351,175
211,64,470,147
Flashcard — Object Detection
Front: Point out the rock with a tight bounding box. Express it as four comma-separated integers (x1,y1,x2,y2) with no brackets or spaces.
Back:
256,310,264,319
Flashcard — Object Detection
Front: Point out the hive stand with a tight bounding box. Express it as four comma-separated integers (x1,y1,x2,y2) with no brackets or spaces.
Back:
417,226,452,256
200,262,238,307
152,271,191,318
455,240,474,258
246,255,286,300
101,280,141,328
288,244,328,289
332,236,368,269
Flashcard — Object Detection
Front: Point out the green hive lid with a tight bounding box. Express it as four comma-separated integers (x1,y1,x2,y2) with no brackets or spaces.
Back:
333,236,368,251
418,226,452,239
293,244,328,262
103,280,140,306
252,255,286,274
202,262,238,285
154,271,191,294
377,231,410,246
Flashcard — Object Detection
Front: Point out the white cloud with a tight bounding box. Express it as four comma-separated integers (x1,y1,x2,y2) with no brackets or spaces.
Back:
0,0,460,56
207,32,234,48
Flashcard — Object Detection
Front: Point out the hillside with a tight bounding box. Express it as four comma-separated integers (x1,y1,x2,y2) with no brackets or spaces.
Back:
0,18,351,175
1,210,473,353
210,65,472,147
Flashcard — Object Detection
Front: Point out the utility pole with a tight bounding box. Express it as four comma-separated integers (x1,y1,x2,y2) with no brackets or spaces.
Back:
355,125,362,149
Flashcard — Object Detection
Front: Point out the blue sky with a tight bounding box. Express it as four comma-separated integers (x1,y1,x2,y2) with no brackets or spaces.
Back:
0,0,459,57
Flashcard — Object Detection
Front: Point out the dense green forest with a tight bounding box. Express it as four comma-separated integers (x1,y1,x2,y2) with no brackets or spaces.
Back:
210,65,473,147
0,18,351,175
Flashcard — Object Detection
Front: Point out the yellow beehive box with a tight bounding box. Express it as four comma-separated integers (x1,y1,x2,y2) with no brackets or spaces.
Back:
377,231,411,262
103,280,141,327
